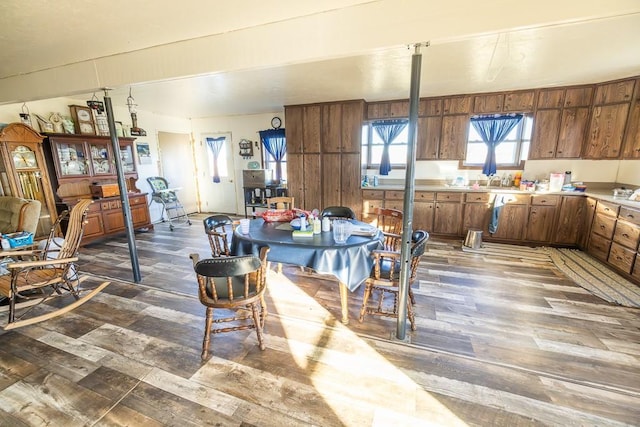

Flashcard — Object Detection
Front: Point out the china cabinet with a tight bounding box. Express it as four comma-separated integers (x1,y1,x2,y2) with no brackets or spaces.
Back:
0,123,57,237
41,133,152,243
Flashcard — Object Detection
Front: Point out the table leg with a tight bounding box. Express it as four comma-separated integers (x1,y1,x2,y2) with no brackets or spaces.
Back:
339,282,349,325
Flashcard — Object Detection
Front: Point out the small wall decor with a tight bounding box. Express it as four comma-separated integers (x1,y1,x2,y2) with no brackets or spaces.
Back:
136,142,152,165
239,139,254,159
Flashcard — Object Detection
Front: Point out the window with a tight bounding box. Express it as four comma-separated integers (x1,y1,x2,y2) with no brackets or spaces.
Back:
264,151,287,181
463,115,532,167
361,122,408,168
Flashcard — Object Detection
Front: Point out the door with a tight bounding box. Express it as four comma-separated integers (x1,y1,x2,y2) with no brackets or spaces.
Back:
200,132,237,214
158,132,198,214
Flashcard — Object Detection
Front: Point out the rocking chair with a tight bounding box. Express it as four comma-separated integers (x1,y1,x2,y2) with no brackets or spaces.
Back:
0,199,110,330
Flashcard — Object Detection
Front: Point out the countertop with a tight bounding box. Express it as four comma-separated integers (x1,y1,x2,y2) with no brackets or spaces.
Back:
361,185,640,209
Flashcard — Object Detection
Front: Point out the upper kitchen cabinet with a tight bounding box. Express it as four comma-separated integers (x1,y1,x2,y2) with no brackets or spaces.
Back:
0,123,58,237
284,105,321,154
530,85,593,159
442,96,472,115
583,103,630,159
593,79,635,105
622,78,640,159
418,98,442,116
366,100,409,120
503,90,535,112
439,115,468,160
473,93,504,114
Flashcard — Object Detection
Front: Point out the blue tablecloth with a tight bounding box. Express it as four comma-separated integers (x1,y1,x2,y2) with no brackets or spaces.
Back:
231,218,383,291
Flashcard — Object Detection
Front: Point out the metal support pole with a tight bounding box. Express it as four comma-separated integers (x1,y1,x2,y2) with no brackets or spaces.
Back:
103,89,142,283
397,43,426,340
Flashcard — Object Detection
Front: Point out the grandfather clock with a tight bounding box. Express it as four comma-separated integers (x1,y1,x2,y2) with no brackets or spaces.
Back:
0,123,58,236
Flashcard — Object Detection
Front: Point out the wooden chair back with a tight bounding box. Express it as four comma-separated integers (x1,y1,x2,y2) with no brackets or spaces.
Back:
203,214,234,257
266,196,294,210
372,207,403,250
190,246,270,359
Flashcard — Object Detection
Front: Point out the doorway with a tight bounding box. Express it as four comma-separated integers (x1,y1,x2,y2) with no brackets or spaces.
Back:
157,131,198,214
199,132,238,214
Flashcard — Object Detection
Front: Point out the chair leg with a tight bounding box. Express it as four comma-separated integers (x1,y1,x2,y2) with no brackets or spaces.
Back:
409,287,416,305
201,307,213,360
358,284,373,323
251,302,266,350
407,300,417,331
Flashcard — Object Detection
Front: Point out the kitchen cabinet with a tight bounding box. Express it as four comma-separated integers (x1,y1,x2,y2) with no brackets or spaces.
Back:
433,192,463,236
621,78,640,159
503,91,535,112
286,100,364,214
578,197,598,250
583,103,629,159
530,109,561,159
489,193,529,241
462,192,491,236
587,201,619,261
439,115,468,160
361,190,384,222
416,116,441,160
553,195,586,246
564,86,594,107
525,195,559,243
473,94,504,114
366,100,409,120
419,98,442,116
0,123,58,237
537,89,565,109
556,107,589,157
442,96,472,115
383,190,405,211
593,79,635,105
413,191,435,232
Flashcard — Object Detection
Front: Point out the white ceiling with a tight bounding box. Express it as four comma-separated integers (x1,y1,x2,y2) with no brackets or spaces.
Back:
1,0,639,118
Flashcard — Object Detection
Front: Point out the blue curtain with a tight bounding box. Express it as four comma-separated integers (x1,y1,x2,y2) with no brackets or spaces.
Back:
259,128,286,181
471,114,523,176
205,136,225,183
372,119,408,175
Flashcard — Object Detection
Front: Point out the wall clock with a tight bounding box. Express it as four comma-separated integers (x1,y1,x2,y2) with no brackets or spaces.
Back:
69,105,96,135
271,116,282,129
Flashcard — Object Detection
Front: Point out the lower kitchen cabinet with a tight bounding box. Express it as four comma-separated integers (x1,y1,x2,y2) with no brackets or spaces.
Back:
462,192,491,235
525,195,559,243
361,190,384,222
433,192,463,236
488,193,529,241
578,197,597,249
553,195,585,245
413,191,434,232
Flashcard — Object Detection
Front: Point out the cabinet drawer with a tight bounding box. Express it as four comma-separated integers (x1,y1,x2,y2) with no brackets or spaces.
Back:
632,254,640,281
619,207,640,226
362,190,384,200
385,190,405,200
101,201,111,210
465,192,490,203
415,191,435,201
130,195,147,205
607,242,635,274
531,195,559,206
588,232,611,261
596,201,619,217
436,192,462,202
612,220,640,250
108,200,121,210
502,194,530,205
592,213,616,239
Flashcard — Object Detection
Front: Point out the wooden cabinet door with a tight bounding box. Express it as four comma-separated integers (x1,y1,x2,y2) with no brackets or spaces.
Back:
443,96,471,114
302,106,322,153
414,201,434,232
564,86,594,107
341,102,364,153
473,94,504,114
537,89,565,109
322,104,342,153
284,106,303,153
367,102,390,120
433,202,462,235
491,204,527,241
390,101,409,117
302,154,321,211
584,103,629,158
525,205,557,242
322,154,341,209
622,102,640,159
578,197,597,250
340,153,362,218
530,109,561,159
286,154,304,209
103,209,125,233
419,98,442,116
503,91,535,112
463,202,491,235
556,107,589,158
362,190,384,222
593,80,635,105
83,212,104,239
439,115,468,160
554,196,585,245
416,116,440,159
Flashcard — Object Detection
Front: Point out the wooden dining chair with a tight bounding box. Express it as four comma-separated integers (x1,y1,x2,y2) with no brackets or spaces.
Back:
203,215,234,257
0,199,110,330
190,246,270,360
372,207,403,251
320,206,356,220
266,196,294,210
358,230,429,331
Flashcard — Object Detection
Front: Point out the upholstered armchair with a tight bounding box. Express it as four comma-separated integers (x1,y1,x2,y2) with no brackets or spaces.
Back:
0,196,41,235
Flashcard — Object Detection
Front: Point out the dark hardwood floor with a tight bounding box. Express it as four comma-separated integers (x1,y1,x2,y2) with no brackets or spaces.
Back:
1,213,639,426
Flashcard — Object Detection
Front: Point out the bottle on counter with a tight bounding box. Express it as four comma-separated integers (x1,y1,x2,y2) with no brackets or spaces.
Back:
322,216,331,232
313,217,321,234
564,171,572,185
514,172,522,188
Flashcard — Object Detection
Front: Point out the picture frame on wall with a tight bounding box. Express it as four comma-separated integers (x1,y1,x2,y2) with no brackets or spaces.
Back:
136,142,152,165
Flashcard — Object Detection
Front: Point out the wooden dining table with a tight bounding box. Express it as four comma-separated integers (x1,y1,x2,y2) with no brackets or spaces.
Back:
231,218,383,324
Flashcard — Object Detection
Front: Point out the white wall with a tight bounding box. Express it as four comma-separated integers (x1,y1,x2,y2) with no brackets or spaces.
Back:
191,112,283,215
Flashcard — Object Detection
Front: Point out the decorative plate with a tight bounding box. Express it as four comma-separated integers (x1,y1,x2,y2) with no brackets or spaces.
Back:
247,161,260,169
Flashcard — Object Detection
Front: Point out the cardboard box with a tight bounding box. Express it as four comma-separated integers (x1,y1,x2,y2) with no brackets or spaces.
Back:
90,183,120,198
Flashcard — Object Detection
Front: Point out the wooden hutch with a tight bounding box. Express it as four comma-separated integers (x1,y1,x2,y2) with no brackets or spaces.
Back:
41,132,153,244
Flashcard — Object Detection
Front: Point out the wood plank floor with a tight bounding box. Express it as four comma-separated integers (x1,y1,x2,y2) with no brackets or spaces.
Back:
1,213,639,426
